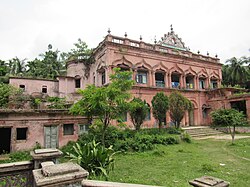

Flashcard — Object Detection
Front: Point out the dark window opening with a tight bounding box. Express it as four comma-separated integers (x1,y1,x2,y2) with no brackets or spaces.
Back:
230,100,247,116
136,71,147,84
145,104,151,121
0,128,11,154
17,128,28,140
75,78,81,88
210,79,218,89
19,85,25,90
63,124,74,135
155,72,165,87
199,78,206,89
186,75,194,89
171,73,180,88
42,86,47,93
101,71,106,85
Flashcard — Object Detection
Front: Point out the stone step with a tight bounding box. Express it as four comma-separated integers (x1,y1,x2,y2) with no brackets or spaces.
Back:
182,126,224,138
189,132,223,137
188,131,223,136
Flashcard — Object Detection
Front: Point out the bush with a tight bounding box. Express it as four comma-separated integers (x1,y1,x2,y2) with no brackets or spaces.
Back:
66,140,117,180
181,132,192,143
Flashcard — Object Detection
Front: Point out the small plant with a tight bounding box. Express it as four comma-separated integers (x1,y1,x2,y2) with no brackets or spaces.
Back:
201,163,216,172
181,132,192,143
66,140,118,180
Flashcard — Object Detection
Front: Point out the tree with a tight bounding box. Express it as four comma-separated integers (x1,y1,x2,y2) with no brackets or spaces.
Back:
169,91,192,128
0,60,9,76
211,109,246,144
152,92,169,129
128,98,149,131
222,56,250,87
0,83,25,108
8,57,26,76
70,68,134,145
62,38,94,78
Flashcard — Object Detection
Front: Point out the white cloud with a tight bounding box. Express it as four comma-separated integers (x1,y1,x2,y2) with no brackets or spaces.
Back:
0,0,249,63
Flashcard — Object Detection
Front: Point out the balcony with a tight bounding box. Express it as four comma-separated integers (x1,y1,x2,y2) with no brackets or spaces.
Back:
155,81,165,88
186,83,194,89
172,82,180,88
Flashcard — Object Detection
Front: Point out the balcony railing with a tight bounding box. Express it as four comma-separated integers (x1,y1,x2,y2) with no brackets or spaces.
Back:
155,81,165,87
186,83,194,89
171,82,180,88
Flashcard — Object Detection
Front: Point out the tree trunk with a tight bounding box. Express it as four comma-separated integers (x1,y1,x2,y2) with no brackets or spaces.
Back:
158,120,162,131
232,125,236,144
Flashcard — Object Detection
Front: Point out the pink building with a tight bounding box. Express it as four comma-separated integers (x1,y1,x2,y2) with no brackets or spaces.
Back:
5,27,250,152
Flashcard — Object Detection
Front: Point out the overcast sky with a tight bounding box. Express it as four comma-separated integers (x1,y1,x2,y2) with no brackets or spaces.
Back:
0,0,249,63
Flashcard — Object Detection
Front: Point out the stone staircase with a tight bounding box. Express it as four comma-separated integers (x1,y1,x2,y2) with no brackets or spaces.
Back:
182,126,224,138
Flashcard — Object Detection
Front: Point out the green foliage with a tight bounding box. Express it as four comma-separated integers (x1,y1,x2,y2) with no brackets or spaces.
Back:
181,132,192,143
47,96,67,109
8,57,26,76
169,91,192,128
128,98,149,131
70,68,134,145
0,60,9,76
222,56,250,88
0,151,31,164
66,140,117,180
211,108,246,143
64,38,93,62
151,92,169,129
0,83,26,108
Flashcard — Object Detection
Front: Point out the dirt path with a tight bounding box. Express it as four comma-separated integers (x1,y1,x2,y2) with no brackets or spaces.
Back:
194,134,250,140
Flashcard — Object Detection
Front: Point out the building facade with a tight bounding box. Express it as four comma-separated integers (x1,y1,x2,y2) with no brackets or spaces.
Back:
5,28,250,152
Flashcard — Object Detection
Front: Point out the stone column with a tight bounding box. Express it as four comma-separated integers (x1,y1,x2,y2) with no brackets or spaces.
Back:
207,77,211,89
194,76,198,90
183,75,186,89
179,74,184,88
168,74,172,88
133,69,137,84
151,71,155,87
165,73,169,88
147,70,152,87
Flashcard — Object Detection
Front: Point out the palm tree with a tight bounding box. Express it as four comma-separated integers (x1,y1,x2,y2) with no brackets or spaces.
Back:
8,57,26,76
223,57,250,87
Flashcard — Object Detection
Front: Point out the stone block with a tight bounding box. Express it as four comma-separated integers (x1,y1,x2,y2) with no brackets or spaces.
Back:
33,162,89,187
189,176,230,187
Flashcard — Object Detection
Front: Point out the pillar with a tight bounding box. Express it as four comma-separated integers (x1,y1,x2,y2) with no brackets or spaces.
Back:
152,71,155,87
165,73,169,88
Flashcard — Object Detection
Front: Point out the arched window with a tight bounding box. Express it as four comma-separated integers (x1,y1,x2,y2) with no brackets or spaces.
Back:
145,103,151,121
75,76,81,88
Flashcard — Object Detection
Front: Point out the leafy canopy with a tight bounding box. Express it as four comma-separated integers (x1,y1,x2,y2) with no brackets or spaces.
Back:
169,91,192,128
211,108,246,144
152,92,169,129
70,68,134,145
129,98,149,131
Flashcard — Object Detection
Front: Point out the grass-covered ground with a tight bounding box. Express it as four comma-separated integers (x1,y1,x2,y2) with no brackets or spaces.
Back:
101,138,250,187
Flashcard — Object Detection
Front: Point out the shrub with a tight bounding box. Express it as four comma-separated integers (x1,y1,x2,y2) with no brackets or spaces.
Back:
66,140,117,180
181,132,192,143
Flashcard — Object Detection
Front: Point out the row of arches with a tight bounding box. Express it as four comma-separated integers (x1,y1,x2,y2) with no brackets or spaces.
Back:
107,57,221,89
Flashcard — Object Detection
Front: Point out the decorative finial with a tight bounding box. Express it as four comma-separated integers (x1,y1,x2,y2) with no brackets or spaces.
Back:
197,50,200,54
207,51,209,56
140,35,142,41
154,38,157,44
107,28,111,34
215,54,218,58
170,24,173,33
124,32,127,38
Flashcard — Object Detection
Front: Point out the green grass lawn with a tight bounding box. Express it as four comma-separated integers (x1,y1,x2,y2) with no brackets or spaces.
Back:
101,138,250,187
